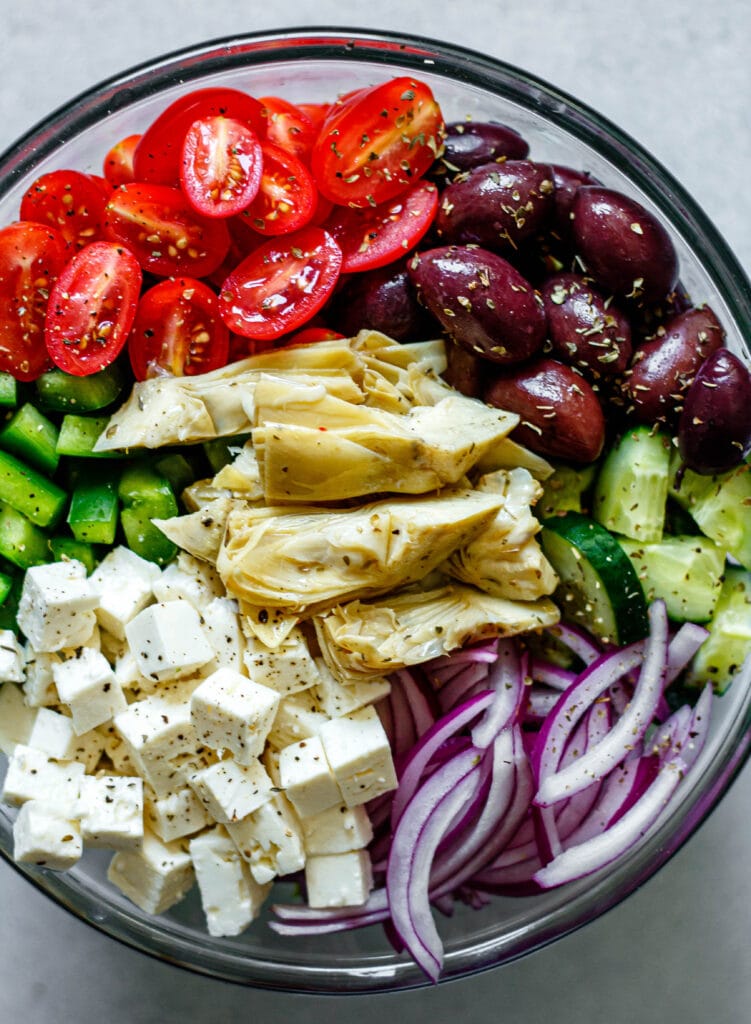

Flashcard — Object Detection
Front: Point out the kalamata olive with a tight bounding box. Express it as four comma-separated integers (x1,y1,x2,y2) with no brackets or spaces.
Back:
437,121,529,175
408,245,546,364
541,272,632,376
550,165,598,235
622,305,724,425
483,357,605,462
327,263,436,342
678,348,751,474
435,161,555,250
443,341,484,398
570,186,678,302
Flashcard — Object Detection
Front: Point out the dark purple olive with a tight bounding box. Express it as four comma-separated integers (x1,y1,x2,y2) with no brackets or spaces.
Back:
623,305,724,425
408,245,546,364
570,186,679,303
435,161,555,250
678,348,751,474
541,272,632,376
438,121,529,174
327,263,436,342
550,165,598,235
443,341,484,398
483,357,605,462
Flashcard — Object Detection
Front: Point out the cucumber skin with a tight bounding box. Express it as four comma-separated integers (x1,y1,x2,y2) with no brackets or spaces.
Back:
593,427,671,543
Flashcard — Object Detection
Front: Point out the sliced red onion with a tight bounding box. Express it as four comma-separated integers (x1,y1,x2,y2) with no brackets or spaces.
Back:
436,660,491,713
389,676,418,759
666,622,710,684
471,640,525,748
394,668,437,738
530,656,577,691
550,622,602,664
524,685,562,722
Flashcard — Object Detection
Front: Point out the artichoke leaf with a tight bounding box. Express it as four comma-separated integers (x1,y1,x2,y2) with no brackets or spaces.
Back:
447,535,559,601
216,491,503,615
154,496,236,564
238,600,301,648
474,436,555,480
212,442,264,500
314,583,560,680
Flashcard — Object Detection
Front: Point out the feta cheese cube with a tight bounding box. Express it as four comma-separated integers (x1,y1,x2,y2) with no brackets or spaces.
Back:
52,647,127,734
319,706,397,808
227,793,305,884
187,757,273,823
144,785,211,843
27,707,77,760
114,688,199,797
278,736,341,818
2,744,84,814
125,602,214,682
77,775,144,849
300,804,373,855
266,691,328,750
262,745,282,787
152,552,224,609
90,546,161,640
0,683,35,755
190,668,280,764
313,660,391,718
97,723,139,777
243,628,321,696
68,730,106,774
0,629,24,683
17,560,99,653
22,647,60,707
189,826,271,937
107,829,194,915
305,850,373,908
13,800,82,871
113,649,158,696
200,597,245,673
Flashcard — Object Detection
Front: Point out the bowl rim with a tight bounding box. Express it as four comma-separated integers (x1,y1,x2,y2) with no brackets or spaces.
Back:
0,24,750,995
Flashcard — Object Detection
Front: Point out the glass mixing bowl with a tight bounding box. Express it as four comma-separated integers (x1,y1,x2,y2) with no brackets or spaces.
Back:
0,26,749,994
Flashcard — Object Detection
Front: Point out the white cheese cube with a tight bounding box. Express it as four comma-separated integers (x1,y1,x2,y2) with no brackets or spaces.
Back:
125,602,214,682
114,690,198,797
266,691,328,750
77,775,144,849
61,622,101,655
305,850,373,908
190,668,280,764
13,800,82,871
17,560,98,653
52,647,127,734
113,649,158,695
144,785,211,843
22,647,60,707
189,826,271,937
27,707,77,760
68,730,106,774
187,757,273,823
313,660,391,718
278,736,342,818
152,553,224,609
0,683,35,755
227,793,305,884
262,745,282,787
200,597,244,673
2,744,84,814
107,829,194,915
243,628,321,696
0,629,24,683
319,706,397,808
90,546,161,640
300,804,373,855
97,724,139,776
98,628,128,665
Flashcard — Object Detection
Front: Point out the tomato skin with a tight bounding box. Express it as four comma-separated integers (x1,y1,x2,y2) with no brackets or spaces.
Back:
260,96,317,162
134,88,267,185
180,116,263,219
20,170,107,250
242,142,318,237
286,326,345,345
44,241,142,376
0,222,69,381
128,276,229,380
103,134,141,187
296,102,330,136
311,77,444,208
219,226,342,340
104,182,230,278
324,180,438,273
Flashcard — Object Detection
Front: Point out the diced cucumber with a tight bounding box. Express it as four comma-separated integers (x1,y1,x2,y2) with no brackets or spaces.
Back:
48,537,97,574
668,453,751,569
0,403,60,474
0,504,51,569
0,575,23,631
35,364,125,412
0,570,13,605
684,566,751,693
618,535,725,623
202,435,251,474
154,452,198,496
593,427,671,542
56,415,121,458
0,373,18,408
67,478,119,545
541,512,650,645
540,461,598,519
118,463,178,565
0,450,67,527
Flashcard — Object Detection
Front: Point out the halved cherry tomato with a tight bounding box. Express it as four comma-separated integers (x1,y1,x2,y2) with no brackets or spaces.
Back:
103,134,141,187
128,276,229,380
286,325,345,345
133,88,267,185
0,222,68,380
219,226,342,340
104,183,230,278
241,142,318,237
20,170,107,250
311,77,444,207
44,241,142,376
180,116,263,219
324,180,438,272
260,96,317,162
228,333,275,361
296,102,331,136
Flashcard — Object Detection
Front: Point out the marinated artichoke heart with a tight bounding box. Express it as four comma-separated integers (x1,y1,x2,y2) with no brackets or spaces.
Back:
155,496,236,564
216,491,503,617
253,376,518,502
211,442,264,500
314,583,560,680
